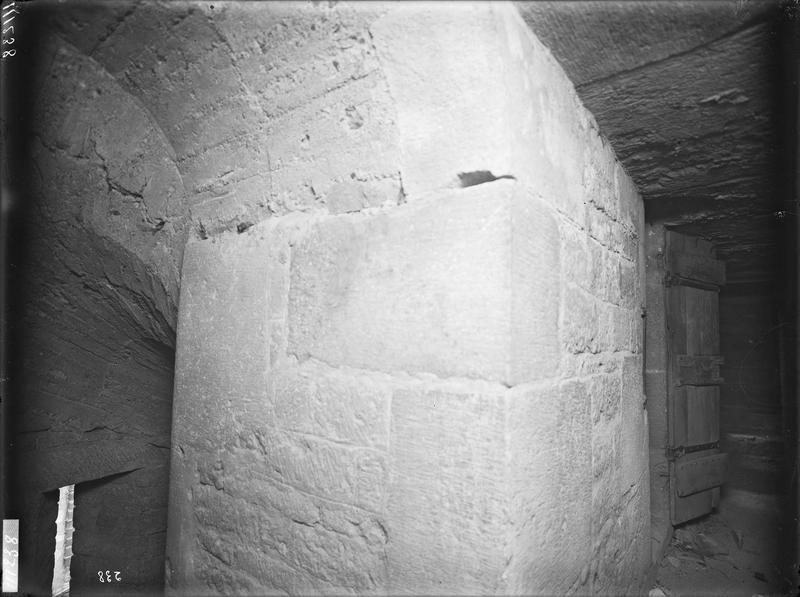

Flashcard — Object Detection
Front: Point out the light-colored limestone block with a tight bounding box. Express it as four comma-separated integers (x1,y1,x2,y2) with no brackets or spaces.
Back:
386,382,508,595
504,380,592,595
287,179,560,385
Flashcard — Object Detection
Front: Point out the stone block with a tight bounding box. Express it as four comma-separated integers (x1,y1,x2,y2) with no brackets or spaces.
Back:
595,301,618,352
190,480,386,595
496,7,589,225
326,179,400,214
615,161,643,227
589,245,622,304
592,416,622,489
587,246,605,300
619,224,640,262
613,306,631,352
620,259,640,308
590,373,623,425
371,4,512,196
173,96,263,162
253,482,387,591
212,4,387,120
584,144,619,222
260,215,303,319
221,551,317,596
511,185,561,382
596,481,648,597
167,229,277,591
266,71,401,213
372,1,598,227
288,179,559,385
189,443,389,592
171,232,271,452
239,429,386,513
560,220,590,288
386,382,507,594
632,314,644,353
587,204,617,250
561,284,598,355
605,283,623,317
504,380,591,595
269,318,288,369
186,193,252,237
270,360,391,449
621,356,648,490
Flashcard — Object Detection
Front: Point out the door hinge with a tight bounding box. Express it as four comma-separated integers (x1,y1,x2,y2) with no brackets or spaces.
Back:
664,273,720,292
666,441,719,461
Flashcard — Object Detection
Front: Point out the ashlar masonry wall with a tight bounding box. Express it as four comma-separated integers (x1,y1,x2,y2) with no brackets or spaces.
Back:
166,3,650,595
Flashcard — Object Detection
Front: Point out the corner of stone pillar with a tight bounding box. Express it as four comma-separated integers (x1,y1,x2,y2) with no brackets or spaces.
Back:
370,2,517,197
166,2,651,594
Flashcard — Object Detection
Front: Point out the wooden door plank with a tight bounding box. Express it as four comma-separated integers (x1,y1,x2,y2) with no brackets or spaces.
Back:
695,237,714,255
677,355,724,385
675,453,727,497
672,387,688,449
702,291,720,354
671,461,714,525
686,386,720,445
684,288,719,356
666,230,718,259
685,287,701,355
666,286,686,350
666,285,687,450
668,252,726,286
667,286,688,367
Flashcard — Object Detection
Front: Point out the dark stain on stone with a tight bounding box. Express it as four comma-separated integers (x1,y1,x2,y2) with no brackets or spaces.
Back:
457,171,516,188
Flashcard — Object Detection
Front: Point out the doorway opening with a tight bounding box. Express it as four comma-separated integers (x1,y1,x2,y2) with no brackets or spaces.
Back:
644,224,794,596
52,484,75,597
644,226,726,555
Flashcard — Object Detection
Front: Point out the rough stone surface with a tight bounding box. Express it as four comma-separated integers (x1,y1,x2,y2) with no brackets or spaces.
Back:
12,213,175,593
13,47,179,587
386,382,508,595
45,0,403,228
71,467,170,596
171,230,271,452
504,380,592,596
371,4,514,197
645,225,669,449
287,180,559,385
29,36,188,310
520,1,791,285
166,4,649,596
166,226,272,591
14,2,654,595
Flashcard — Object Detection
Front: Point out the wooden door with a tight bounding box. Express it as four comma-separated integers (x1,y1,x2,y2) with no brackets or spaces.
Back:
665,230,728,525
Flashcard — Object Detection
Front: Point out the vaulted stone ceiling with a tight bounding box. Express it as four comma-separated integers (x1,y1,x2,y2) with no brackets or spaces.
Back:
519,0,796,284
31,1,796,285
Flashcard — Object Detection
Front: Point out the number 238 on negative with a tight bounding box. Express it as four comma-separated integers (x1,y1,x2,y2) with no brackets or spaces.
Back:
2,1,18,59
98,570,122,583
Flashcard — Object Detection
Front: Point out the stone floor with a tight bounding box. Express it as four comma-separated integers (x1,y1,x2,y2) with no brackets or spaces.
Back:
650,489,792,597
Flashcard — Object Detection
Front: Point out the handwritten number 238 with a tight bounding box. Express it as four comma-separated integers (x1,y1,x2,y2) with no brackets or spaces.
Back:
97,570,122,582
